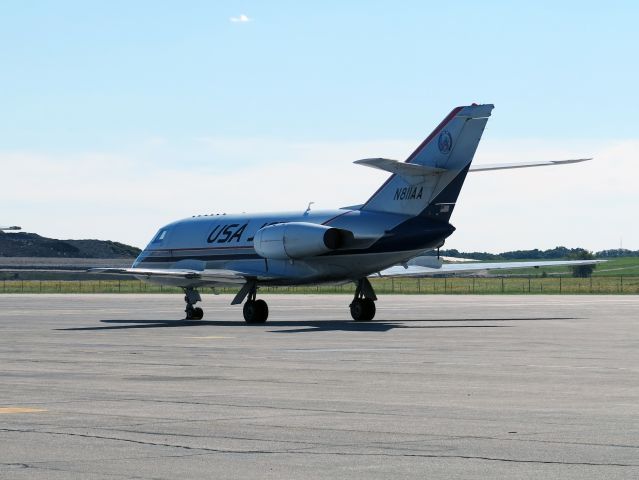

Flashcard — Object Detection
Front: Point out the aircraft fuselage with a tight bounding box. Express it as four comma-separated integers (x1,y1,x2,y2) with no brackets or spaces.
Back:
132,209,454,287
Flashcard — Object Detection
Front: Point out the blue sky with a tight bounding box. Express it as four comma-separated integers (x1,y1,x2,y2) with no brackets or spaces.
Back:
1,1,637,250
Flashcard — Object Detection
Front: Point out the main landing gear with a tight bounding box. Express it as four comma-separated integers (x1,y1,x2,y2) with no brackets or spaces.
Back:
184,280,374,324
183,287,204,320
350,278,377,321
232,280,269,324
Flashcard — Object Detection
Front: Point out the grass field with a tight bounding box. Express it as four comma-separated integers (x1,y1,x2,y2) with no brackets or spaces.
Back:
1,275,638,295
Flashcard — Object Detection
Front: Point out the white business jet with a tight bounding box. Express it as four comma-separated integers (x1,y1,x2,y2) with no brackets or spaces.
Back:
94,104,599,323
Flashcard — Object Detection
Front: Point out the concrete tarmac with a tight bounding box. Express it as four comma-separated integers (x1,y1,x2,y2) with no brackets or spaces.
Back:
1,294,638,479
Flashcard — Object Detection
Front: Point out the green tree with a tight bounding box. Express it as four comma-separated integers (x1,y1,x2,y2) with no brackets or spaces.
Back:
569,250,596,278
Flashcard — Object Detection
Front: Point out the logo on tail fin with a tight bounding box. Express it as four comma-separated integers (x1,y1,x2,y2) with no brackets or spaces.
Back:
438,130,452,154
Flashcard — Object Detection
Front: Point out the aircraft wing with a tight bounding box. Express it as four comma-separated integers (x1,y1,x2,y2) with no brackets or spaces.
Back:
469,158,591,172
89,267,262,284
376,259,605,277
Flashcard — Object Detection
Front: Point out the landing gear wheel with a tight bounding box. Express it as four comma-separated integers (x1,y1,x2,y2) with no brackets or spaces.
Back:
185,305,204,320
362,298,375,320
350,298,376,321
183,287,203,320
243,299,269,324
350,278,377,321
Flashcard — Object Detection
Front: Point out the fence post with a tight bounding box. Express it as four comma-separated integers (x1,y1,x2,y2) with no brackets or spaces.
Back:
501,277,504,293
559,276,562,293
118,280,121,292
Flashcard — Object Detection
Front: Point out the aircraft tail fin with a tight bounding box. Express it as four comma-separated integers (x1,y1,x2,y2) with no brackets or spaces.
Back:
359,104,493,220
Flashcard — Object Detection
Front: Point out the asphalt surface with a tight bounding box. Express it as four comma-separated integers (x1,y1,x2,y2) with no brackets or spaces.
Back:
1,294,638,479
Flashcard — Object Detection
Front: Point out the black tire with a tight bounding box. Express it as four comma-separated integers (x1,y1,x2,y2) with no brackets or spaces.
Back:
362,298,376,320
254,299,269,323
244,300,268,324
243,300,255,322
350,298,376,321
192,307,204,320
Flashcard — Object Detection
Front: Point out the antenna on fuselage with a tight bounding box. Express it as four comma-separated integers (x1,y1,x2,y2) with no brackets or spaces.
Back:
304,202,314,215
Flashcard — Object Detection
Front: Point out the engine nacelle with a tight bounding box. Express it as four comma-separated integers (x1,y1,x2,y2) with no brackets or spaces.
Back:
253,222,346,260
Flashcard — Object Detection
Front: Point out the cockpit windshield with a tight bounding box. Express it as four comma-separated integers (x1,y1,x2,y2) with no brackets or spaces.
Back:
152,229,168,243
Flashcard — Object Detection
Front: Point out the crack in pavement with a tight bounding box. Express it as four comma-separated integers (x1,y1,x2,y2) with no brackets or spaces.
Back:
113,397,412,417
0,461,167,480
241,421,639,450
2,428,638,468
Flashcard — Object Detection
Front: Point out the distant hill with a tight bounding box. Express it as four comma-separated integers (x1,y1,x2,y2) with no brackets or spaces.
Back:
0,231,141,258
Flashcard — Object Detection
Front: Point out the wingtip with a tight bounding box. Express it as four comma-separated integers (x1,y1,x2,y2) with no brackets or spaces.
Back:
552,158,593,165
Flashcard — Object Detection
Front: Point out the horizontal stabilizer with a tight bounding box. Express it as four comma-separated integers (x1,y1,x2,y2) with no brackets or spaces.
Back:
469,158,591,172
354,158,447,178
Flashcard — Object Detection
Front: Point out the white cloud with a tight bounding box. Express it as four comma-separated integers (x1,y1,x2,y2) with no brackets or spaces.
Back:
450,138,639,252
0,140,401,247
1,137,637,252
230,14,251,23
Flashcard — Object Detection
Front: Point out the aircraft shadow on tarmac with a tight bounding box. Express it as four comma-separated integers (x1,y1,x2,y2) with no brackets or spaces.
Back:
57,317,577,333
